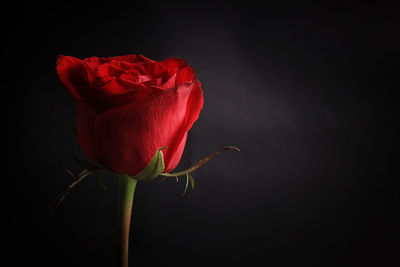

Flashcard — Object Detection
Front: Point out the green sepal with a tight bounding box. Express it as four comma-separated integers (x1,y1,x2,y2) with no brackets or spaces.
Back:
131,146,167,182
182,173,190,197
188,173,195,190
158,175,179,184
182,173,195,197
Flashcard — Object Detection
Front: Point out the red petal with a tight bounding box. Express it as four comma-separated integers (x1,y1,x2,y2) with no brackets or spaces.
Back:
139,62,169,78
78,81,151,113
82,57,108,73
175,66,196,85
76,100,98,162
97,63,126,81
98,78,132,94
93,83,196,175
56,55,86,100
161,74,176,89
183,80,204,131
164,80,204,172
162,57,187,74
164,132,188,172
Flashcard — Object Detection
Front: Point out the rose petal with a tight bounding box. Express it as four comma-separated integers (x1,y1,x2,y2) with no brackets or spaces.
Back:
142,77,162,87
83,57,108,71
119,72,138,82
93,83,195,175
56,55,86,100
161,73,176,89
175,66,196,85
97,63,126,81
137,75,152,83
79,79,150,113
76,100,98,162
164,132,188,173
162,57,187,73
183,80,204,131
98,78,133,94
164,80,203,171
140,62,169,78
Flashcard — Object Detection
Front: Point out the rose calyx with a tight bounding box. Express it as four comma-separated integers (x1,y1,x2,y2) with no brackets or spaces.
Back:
50,146,240,213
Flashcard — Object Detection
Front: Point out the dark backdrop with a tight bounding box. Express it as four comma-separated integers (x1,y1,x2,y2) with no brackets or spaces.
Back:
4,1,399,266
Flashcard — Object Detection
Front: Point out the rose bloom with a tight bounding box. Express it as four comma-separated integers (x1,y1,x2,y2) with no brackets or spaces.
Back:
56,54,203,176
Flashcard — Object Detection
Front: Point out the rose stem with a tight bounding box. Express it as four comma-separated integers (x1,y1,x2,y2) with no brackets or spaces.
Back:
117,174,137,267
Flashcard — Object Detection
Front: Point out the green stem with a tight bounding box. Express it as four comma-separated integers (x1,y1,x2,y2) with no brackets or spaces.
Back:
117,174,137,267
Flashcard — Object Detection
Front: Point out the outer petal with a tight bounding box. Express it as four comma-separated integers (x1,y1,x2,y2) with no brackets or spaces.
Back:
164,80,203,172
162,57,187,75
76,100,98,162
93,83,196,175
182,80,204,131
175,66,196,85
164,132,188,172
56,55,86,100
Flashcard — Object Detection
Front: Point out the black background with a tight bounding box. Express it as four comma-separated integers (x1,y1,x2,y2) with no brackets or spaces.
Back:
4,1,399,266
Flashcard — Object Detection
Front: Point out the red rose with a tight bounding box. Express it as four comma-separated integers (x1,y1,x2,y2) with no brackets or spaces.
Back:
56,54,203,176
